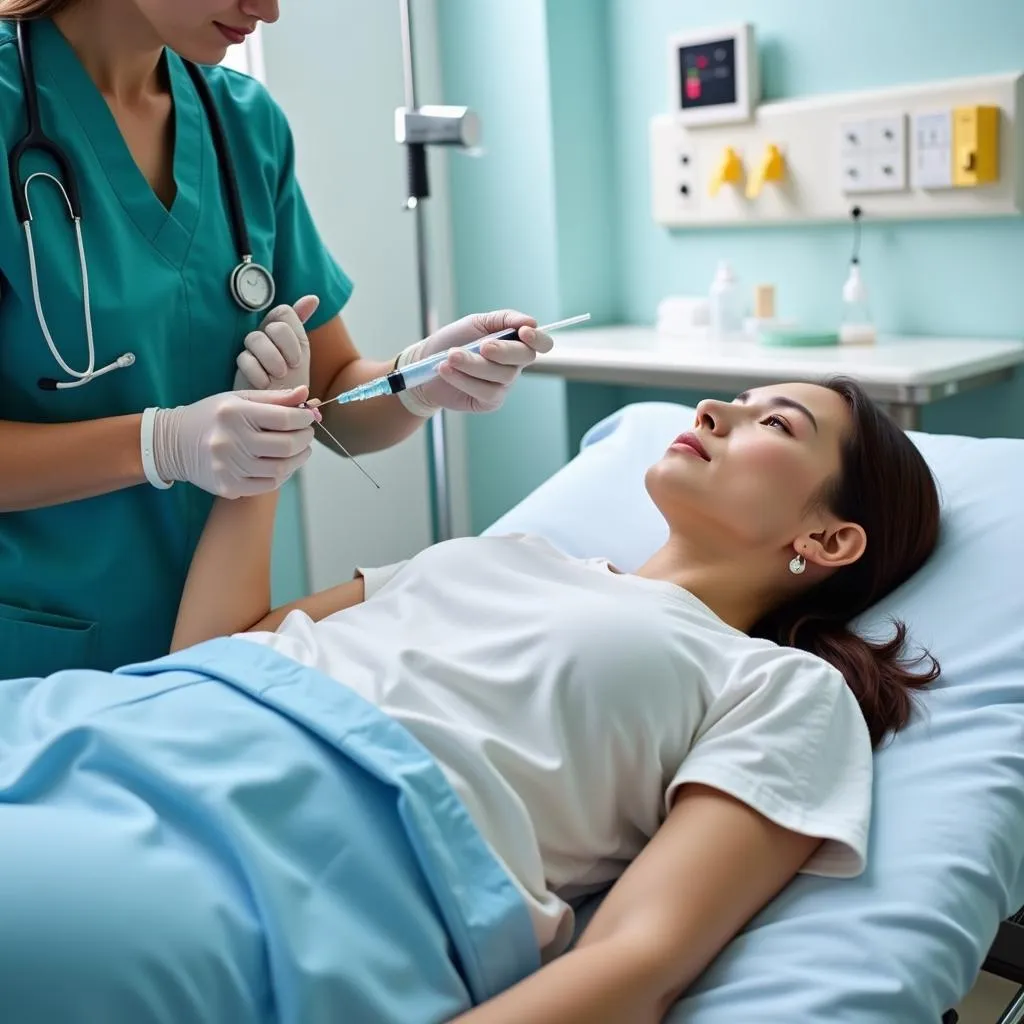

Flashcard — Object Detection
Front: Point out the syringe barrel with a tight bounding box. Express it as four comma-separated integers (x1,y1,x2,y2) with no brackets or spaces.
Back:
392,328,519,391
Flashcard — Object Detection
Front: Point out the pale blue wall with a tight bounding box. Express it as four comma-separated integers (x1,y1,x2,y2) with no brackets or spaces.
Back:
610,0,1024,438
437,0,569,533
546,0,620,326
440,0,1024,531
437,0,629,532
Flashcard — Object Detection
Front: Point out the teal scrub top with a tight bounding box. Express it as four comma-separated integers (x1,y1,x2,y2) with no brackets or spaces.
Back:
0,20,354,676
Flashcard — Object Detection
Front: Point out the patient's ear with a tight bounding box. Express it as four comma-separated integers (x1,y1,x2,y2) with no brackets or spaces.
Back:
799,520,866,570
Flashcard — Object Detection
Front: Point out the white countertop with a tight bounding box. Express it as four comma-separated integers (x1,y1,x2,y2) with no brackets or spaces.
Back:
527,326,1024,402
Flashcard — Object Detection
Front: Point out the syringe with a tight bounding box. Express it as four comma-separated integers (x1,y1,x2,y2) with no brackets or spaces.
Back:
308,313,591,409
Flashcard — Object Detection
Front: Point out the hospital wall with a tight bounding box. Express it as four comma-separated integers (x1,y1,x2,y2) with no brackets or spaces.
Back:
263,0,456,605
439,0,1024,533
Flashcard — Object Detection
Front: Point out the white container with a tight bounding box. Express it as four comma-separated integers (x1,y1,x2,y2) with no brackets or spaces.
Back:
709,260,743,340
839,263,876,345
657,295,711,338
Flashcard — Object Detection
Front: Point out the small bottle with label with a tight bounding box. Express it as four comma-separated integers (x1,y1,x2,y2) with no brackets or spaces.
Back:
743,283,796,337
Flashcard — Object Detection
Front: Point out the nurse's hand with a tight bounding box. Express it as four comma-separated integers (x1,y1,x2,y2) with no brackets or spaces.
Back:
392,310,554,416
151,387,319,499
233,295,320,391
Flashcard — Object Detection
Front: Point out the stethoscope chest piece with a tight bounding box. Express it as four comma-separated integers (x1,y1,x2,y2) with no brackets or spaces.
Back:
230,258,275,313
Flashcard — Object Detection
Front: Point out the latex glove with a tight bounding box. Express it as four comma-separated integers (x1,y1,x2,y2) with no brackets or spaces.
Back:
233,295,320,391
151,386,320,499
393,309,554,416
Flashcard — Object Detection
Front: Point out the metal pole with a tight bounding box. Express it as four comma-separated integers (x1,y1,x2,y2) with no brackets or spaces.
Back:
397,0,418,112
886,402,921,431
398,0,452,542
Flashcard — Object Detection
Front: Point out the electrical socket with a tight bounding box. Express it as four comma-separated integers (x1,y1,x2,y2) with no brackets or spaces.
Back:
866,113,907,191
839,118,872,194
839,153,870,193
840,119,870,155
838,113,907,194
675,145,696,204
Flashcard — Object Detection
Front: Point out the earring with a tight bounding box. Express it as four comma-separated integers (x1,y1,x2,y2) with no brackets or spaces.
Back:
788,553,806,575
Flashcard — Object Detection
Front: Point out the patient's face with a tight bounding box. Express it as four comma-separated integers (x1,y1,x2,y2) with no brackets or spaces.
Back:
645,383,853,551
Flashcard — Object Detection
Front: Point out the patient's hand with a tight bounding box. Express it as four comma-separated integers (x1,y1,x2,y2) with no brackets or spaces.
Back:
233,295,320,391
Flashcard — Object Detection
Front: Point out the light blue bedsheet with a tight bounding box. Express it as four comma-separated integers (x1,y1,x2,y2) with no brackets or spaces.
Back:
488,400,1024,1022
0,637,538,1024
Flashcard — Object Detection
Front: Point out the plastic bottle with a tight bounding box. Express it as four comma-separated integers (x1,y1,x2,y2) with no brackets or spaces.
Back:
709,260,743,340
839,263,876,345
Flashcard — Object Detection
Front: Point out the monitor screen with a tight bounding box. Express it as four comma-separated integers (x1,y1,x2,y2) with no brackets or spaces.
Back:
678,37,737,110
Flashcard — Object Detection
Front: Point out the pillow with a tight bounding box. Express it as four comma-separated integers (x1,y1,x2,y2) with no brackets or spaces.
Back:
487,401,1024,1022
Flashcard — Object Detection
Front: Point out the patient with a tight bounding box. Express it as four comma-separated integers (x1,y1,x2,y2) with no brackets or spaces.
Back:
0,377,940,1024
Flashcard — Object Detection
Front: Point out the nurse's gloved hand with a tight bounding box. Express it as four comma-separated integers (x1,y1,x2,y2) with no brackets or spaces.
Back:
233,295,320,391
151,387,319,498
392,309,554,416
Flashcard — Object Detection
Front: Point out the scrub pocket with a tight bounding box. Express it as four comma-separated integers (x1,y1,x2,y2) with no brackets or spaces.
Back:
0,601,98,679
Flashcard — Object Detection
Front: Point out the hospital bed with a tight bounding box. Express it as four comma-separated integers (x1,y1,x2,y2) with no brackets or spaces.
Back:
486,401,1024,1023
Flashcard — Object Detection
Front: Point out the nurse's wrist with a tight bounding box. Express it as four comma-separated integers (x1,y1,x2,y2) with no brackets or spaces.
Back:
145,407,178,489
394,342,439,419
122,411,149,487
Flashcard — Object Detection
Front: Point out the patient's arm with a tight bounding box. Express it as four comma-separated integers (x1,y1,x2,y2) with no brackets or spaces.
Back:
171,491,280,650
452,784,820,1024
245,577,365,634
171,486,369,651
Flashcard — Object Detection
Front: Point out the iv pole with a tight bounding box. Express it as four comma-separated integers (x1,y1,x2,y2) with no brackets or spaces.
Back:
396,0,480,542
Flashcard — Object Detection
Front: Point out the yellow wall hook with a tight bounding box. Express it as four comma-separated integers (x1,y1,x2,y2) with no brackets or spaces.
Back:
709,146,744,197
746,143,786,199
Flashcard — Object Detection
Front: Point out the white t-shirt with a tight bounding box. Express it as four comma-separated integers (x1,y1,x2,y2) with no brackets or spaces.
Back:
238,534,872,958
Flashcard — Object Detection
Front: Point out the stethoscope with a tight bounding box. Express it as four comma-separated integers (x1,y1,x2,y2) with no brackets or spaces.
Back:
9,21,277,390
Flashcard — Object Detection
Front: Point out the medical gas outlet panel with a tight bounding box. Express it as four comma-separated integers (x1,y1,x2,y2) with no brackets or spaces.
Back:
651,23,1024,227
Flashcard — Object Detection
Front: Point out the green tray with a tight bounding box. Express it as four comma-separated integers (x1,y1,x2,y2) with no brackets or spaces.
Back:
759,328,839,347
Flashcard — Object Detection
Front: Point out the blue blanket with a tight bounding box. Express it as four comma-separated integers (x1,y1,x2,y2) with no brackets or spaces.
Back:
0,637,539,1024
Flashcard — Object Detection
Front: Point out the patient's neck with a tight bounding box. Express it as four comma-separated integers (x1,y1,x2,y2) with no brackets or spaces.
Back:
634,537,775,633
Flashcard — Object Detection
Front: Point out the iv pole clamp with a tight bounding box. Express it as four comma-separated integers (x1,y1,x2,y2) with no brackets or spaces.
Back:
396,0,481,543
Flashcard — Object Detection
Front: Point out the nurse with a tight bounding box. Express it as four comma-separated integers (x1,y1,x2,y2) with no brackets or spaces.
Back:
0,0,553,676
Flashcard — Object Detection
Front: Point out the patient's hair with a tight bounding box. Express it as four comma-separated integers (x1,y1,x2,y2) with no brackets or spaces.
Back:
0,0,76,19
752,377,941,748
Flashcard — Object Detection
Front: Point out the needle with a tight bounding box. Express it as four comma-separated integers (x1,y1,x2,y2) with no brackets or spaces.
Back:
307,405,381,489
